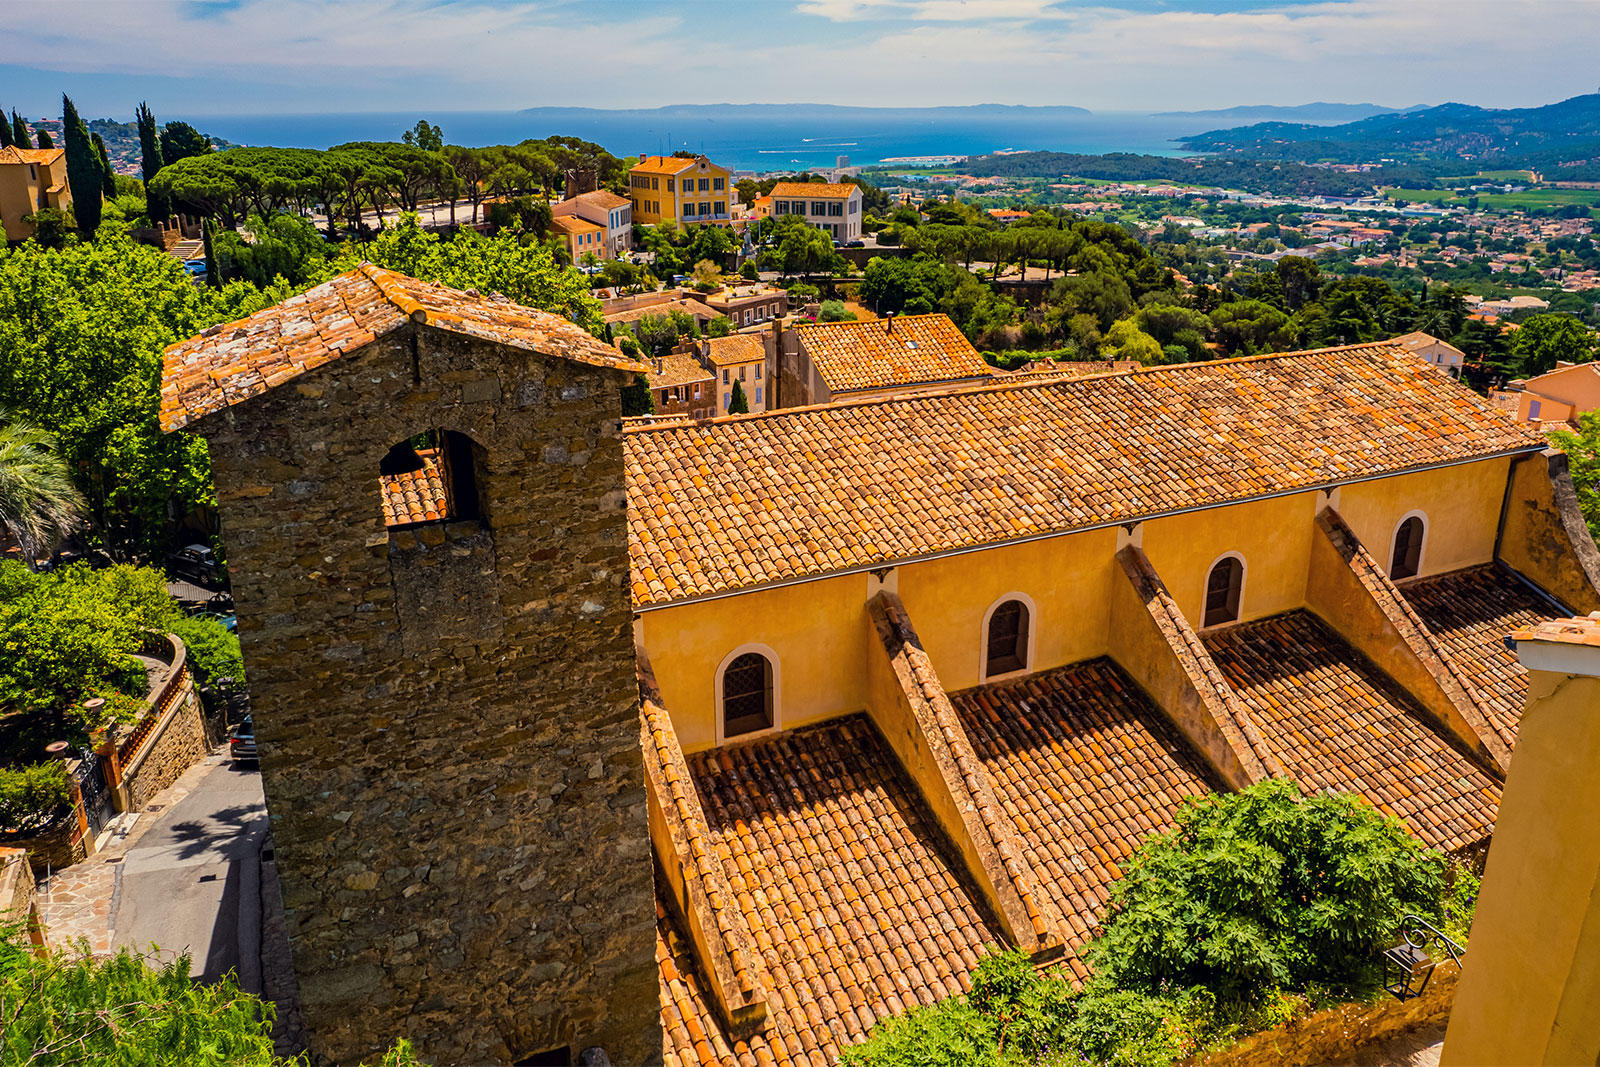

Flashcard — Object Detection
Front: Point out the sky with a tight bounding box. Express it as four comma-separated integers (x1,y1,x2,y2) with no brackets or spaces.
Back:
0,0,1596,120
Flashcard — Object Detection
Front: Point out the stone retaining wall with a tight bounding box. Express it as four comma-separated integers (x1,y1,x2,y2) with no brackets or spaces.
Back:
0,846,46,951
0,811,87,879
1188,967,1458,1067
124,684,208,811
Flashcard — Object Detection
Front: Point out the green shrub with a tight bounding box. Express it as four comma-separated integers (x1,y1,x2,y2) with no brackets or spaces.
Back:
818,299,857,322
168,615,245,685
0,762,71,831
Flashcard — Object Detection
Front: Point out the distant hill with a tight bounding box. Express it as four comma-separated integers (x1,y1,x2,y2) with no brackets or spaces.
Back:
1181,93,1600,163
520,103,1091,119
1153,102,1426,125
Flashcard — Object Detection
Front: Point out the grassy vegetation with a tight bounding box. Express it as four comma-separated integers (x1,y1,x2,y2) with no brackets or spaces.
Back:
1382,185,1600,218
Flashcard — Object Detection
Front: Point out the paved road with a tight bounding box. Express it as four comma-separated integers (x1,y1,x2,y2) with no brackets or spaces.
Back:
112,755,267,991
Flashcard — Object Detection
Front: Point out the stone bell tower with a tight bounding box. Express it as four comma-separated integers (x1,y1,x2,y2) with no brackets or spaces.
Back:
160,265,661,1065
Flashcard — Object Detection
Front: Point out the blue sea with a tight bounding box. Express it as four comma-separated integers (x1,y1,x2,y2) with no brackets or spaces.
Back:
187,106,1234,172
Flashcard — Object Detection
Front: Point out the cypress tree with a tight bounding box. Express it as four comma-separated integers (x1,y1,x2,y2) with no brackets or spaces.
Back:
728,379,750,414
11,110,28,148
60,95,101,235
92,132,116,199
136,102,168,221
0,114,12,149
35,130,53,149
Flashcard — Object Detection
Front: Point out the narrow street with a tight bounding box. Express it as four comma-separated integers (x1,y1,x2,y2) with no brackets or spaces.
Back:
110,756,268,989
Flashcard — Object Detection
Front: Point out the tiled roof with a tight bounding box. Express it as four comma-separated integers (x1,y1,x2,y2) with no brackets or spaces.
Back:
160,264,643,432
0,146,62,165
769,182,860,200
648,353,715,390
378,448,449,527
1205,611,1502,853
568,189,631,210
549,215,604,234
681,715,1005,1064
633,155,703,175
951,659,1217,979
1508,613,1600,646
1401,565,1556,743
703,333,766,367
625,342,1544,607
795,314,994,394
604,298,716,327
658,901,790,1067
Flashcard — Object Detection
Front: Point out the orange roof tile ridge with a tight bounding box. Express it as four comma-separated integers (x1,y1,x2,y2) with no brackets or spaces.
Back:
637,653,770,1032
1316,507,1517,764
868,591,1066,951
357,262,429,324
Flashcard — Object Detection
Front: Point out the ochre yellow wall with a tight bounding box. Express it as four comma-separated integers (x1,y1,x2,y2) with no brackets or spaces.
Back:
1338,457,1509,578
640,572,872,753
1141,491,1317,630
896,527,1118,692
1442,669,1600,1066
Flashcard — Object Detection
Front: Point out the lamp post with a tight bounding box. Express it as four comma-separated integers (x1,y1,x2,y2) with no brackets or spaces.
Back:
1382,914,1465,1001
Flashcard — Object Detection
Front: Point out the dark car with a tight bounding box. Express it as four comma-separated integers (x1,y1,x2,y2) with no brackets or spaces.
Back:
228,716,257,764
847,240,866,248
167,543,222,586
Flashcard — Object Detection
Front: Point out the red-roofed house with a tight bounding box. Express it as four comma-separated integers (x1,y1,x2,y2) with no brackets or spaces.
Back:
0,146,71,242
553,189,633,258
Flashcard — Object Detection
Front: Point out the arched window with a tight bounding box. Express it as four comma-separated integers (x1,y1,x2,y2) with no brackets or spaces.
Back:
1204,554,1245,628
718,645,778,741
1390,513,1426,580
379,429,482,529
982,595,1033,681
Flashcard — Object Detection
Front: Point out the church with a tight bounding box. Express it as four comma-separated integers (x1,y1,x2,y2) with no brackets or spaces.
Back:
161,266,1599,1065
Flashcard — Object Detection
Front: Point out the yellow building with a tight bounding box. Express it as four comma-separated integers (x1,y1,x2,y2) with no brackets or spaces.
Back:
630,339,1600,1064
548,214,608,263
627,154,732,228
0,146,71,242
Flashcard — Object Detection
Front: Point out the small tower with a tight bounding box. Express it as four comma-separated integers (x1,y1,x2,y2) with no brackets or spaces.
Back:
161,265,660,1065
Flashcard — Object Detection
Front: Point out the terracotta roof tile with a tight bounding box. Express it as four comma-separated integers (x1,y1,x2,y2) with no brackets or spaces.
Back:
1205,611,1501,853
160,264,643,432
703,333,766,367
604,298,717,327
676,715,1006,1064
769,182,861,200
795,314,994,394
568,189,632,210
378,448,449,527
950,659,1217,980
1401,565,1557,742
648,353,716,391
549,215,604,235
0,146,63,165
633,155,705,175
624,342,1543,607
658,901,790,1067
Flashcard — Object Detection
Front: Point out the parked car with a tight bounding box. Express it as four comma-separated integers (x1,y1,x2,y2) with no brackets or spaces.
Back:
184,259,208,277
228,716,257,764
847,240,866,248
167,543,222,586
195,610,237,632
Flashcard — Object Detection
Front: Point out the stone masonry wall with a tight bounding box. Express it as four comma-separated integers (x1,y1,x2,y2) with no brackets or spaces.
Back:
1,812,86,880
125,685,208,811
193,324,659,1065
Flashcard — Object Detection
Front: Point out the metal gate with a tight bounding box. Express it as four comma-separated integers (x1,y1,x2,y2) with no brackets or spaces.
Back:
75,752,115,838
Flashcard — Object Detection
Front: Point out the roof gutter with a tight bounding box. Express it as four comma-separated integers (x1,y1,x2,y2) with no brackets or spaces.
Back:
632,444,1548,615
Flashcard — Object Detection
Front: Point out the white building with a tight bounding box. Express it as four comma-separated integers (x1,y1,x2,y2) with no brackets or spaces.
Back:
768,181,864,243
552,190,634,258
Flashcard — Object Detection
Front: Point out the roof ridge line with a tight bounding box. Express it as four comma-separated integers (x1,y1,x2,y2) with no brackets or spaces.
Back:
621,342,1410,436
358,262,429,324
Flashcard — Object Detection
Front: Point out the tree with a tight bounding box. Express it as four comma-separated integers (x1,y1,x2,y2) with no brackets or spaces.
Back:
159,120,212,165
818,299,856,322
1210,299,1295,354
1510,313,1598,377
620,372,655,417
443,145,492,223
1551,407,1600,537
1100,319,1163,365
135,101,168,222
629,314,680,360
690,258,721,289
402,119,444,153
0,112,11,149
60,95,102,236
91,132,117,200
0,414,83,570
705,315,734,337
34,129,53,150
10,110,29,150
213,211,334,287
728,379,750,414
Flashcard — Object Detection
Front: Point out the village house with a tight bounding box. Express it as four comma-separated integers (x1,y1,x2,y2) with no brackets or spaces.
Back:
161,272,1600,1065
701,332,769,413
552,189,633,258
627,154,733,228
0,145,71,243
768,180,864,243
602,296,719,337
770,312,997,408
1392,330,1467,376
1509,360,1600,426
643,351,715,421
548,214,607,263
700,284,788,329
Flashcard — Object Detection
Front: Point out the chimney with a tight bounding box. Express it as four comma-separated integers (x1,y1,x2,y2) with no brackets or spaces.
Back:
885,312,895,334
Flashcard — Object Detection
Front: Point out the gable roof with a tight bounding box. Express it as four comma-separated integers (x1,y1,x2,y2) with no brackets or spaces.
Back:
0,146,63,166
795,313,993,394
768,181,860,200
646,352,714,390
702,332,765,366
566,189,631,210
602,297,716,327
160,264,643,432
624,342,1544,607
631,155,703,175
549,215,604,235
1392,330,1467,359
